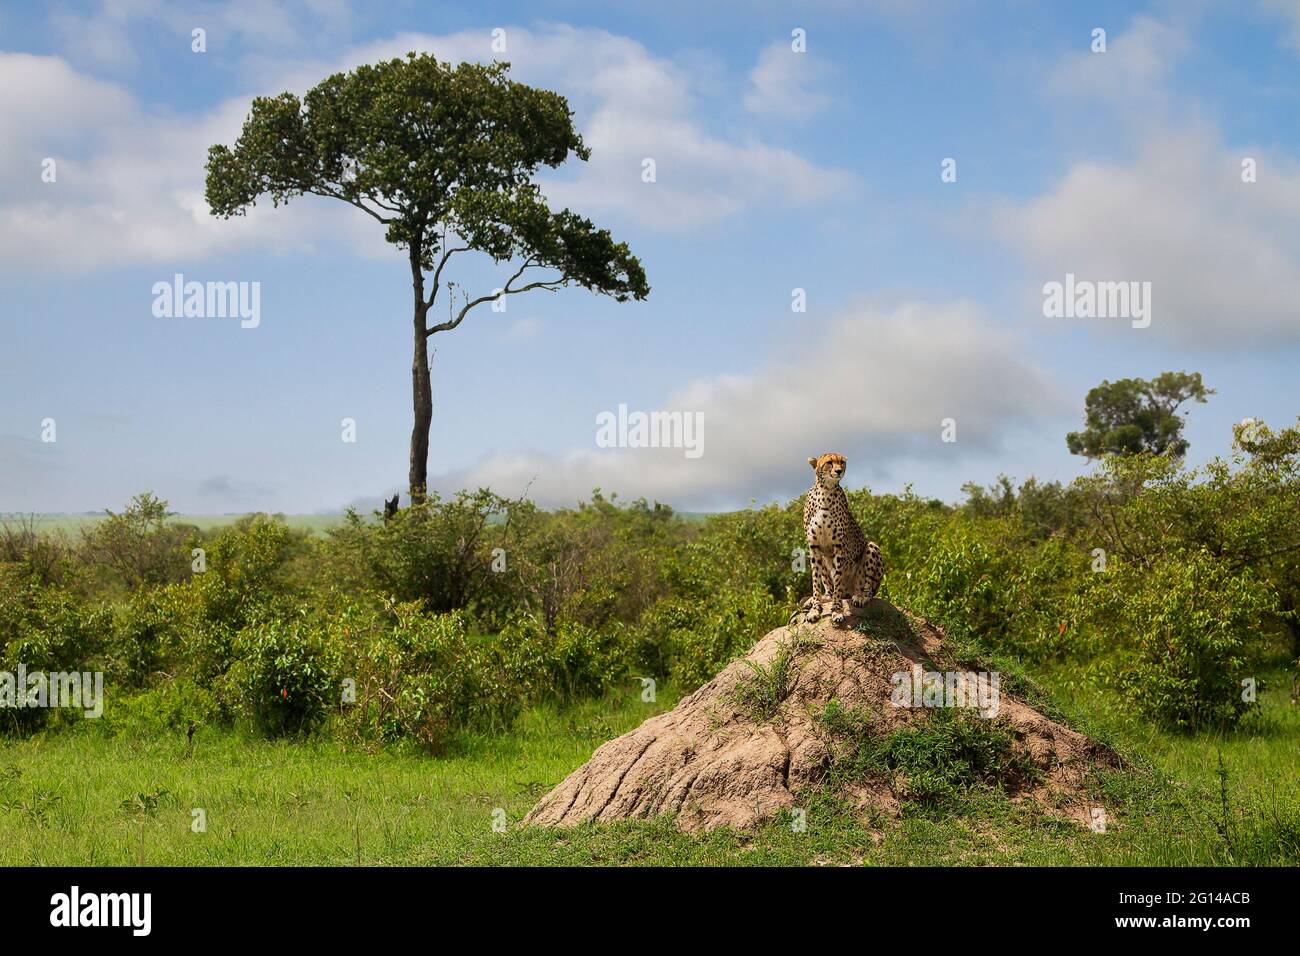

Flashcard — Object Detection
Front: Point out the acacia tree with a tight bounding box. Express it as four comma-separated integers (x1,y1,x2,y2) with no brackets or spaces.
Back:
205,53,649,501
1066,371,1213,459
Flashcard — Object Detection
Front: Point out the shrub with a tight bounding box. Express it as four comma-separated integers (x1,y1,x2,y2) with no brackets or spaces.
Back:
343,603,519,752
497,614,630,701
79,492,194,592
184,514,301,629
221,617,338,737
663,502,802,604
633,587,788,690
817,701,1037,807
98,678,220,737
878,710,1036,796
0,569,110,735
473,492,682,634
0,515,78,588
321,492,514,615
169,515,304,685
1076,552,1276,730
108,588,181,688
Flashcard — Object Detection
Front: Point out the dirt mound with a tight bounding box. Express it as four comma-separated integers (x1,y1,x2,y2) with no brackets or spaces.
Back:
525,601,1119,833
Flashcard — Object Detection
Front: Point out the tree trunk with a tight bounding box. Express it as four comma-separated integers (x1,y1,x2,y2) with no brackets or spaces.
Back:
408,234,432,504
409,312,431,502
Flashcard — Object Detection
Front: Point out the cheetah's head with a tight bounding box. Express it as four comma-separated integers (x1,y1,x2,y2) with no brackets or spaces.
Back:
808,453,847,486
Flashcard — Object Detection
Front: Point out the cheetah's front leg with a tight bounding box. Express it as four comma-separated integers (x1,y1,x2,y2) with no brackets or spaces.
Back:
802,545,830,622
828,551,852,626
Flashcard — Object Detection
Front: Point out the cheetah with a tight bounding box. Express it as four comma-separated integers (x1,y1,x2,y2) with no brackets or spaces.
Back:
796,453,884,627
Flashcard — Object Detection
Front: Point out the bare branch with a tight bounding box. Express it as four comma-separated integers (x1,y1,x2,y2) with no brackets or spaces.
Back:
426,243,470,310
306,185,395,225
426,257,569,335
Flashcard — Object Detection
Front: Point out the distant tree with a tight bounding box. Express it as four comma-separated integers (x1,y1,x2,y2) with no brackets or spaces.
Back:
205,53,649,501
960,475,1017,519
80,492,192,589
1066,372,1214,459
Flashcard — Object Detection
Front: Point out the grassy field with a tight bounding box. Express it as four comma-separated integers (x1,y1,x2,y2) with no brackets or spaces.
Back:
9,513,350,536
1,675,1296,866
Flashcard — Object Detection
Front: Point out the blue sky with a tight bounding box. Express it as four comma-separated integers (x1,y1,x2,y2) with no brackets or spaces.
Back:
2,0,1299,514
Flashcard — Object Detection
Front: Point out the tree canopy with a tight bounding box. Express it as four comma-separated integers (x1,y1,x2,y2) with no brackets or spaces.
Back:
1066,372,1214,459
206,54,648,306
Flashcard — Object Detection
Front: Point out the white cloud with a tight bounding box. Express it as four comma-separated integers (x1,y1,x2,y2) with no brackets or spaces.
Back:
51,4,140,71
0,53,335,273
426,300,1065,508
333,26,855,230
50,0,356,70
744,40,832,118
995,126,1300,346
0,25,851,274
1046,15,1189,108
994,15,1300,347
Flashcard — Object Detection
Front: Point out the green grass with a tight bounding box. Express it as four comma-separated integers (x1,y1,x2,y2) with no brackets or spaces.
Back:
1035,665,1300,866
0,679,1296,866
0,692,681,866
732,629,819,722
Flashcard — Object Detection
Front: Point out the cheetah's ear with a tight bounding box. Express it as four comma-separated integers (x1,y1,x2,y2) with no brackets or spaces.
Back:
807,457,818,469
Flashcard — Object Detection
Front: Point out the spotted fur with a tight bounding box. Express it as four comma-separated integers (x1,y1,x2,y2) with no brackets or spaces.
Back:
797,453,884,626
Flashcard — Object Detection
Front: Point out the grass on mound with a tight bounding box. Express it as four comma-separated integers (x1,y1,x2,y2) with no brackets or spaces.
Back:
816,703,1043,807
732,629,820,722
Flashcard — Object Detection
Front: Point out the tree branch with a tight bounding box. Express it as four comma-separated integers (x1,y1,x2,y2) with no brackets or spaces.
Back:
306,185,394,225
426,257,569,336
426,243,470,311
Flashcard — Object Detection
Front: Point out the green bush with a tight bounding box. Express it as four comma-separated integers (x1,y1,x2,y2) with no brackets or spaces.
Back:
0,569,109,735
632,587,788,690
1076,553,1276,730
663,502,802,604
498,614,629,701
169,515,304,686
222,617,338,737
97,678,220,737
889,526,1007,644
818,701,1038,808
185,514,302,627
78,492,194,592
879,710,1036,795
495,493,680,632
343,603,519,752
321,492,514,615
108,588,181,688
